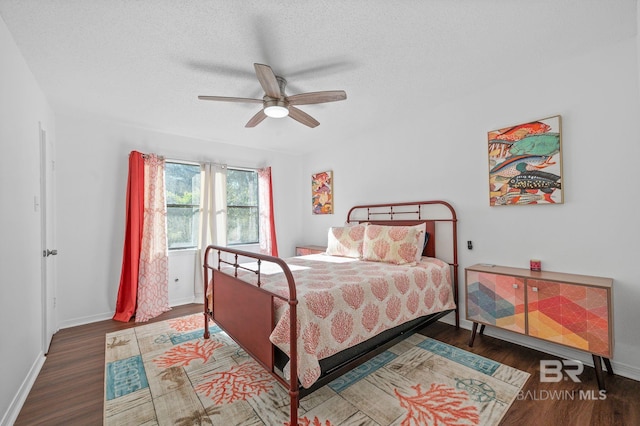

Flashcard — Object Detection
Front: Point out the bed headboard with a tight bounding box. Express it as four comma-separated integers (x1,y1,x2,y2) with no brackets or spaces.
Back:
346,200,459,326
346,200,457,258
349,218,437,258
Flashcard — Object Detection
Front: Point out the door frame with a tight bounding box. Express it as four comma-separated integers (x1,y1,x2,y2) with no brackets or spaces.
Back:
39,122,57,354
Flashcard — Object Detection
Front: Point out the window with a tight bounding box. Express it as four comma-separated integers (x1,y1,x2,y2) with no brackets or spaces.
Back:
226,168,259,245
165,163,259,249
165,162,201,250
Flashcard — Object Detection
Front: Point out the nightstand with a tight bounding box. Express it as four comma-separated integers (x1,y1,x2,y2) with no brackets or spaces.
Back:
295,245,327,256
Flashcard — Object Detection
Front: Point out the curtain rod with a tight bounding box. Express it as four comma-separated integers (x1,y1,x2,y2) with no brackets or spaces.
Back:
141,153,164,160
162,156,260,171
135,151,261,171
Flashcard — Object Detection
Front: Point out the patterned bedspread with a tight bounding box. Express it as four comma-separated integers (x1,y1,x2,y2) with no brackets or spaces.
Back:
218,253,456,388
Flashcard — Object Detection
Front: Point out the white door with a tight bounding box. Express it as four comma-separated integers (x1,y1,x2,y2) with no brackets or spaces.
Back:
40,123,57,354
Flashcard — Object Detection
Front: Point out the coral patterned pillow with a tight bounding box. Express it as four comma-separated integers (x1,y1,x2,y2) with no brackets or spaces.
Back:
326,224,366,258
362,224,424,265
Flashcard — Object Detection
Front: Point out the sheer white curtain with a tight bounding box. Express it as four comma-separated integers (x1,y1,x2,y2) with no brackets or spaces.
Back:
196,163,227,296
135,154,170,322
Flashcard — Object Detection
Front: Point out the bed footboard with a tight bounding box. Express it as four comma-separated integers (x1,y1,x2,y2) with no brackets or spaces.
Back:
210,269,275,369
203,245,300,424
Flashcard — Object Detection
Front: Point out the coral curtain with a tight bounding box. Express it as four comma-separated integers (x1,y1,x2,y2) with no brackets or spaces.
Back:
258,167,278,256
195,163,227,295
113,151,145,322
135,154,170,322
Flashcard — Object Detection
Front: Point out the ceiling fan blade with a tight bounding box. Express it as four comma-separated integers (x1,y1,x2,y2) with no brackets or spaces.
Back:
245,109,268,128
254,63,281,98
198,95,263,103
287,90,347,106
288,106,320,128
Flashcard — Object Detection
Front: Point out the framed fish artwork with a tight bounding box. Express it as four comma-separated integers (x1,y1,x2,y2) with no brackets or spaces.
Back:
312,170,333,214
488,115,563,206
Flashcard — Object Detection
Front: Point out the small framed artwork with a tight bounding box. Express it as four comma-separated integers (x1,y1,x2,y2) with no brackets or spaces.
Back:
488,115,563,206
311,170,333,214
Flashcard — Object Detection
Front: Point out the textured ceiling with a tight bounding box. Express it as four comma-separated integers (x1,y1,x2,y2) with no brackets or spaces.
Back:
1,0,637,154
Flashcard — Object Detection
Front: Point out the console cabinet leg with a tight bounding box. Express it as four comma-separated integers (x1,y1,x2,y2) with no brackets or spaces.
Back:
468,322,479,347
603,357,614,376
592,354,607,391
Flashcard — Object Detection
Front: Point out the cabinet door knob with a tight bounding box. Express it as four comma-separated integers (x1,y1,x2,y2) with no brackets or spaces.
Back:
531,286,538,292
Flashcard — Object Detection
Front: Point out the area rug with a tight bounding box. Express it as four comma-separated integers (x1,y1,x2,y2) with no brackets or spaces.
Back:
104,313,529,425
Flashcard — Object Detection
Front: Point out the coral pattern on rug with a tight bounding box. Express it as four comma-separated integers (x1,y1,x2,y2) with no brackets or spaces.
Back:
286,416,333,426
195,362,274,404
167,314,205,331
395,383,480,425
152,339,223,368
104,313,529,425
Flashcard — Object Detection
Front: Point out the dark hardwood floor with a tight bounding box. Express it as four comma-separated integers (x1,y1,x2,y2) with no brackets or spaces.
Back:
15,304,640,425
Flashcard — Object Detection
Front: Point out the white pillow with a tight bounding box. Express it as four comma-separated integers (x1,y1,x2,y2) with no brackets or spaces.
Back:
326,224,366,258
414,222,427,261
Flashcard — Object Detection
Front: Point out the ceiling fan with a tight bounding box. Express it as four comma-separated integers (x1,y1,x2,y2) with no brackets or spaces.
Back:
198,63,347,128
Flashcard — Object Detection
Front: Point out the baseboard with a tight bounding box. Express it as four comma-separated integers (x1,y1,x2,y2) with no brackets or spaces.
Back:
169,296,200,307
1,352,46,426
610,359,640,382
59,311,114,329
59,299,204,330
438,317,640,382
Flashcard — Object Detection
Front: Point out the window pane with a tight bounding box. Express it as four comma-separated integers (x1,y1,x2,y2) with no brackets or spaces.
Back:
167,206,200,249
227,169,257,206
165,162,201,206
227,206,258,245
226,169,259,245
165,162,201,250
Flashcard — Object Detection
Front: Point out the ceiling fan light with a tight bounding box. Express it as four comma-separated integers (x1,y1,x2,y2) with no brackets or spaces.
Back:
264,101,289,118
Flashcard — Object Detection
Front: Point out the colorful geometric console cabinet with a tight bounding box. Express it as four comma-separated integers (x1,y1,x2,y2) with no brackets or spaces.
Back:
465,263,613,390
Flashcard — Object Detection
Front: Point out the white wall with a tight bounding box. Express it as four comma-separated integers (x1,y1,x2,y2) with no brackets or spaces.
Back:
167,249,198,306
0,16,56,425
301,37,640,379
54,114,303,327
